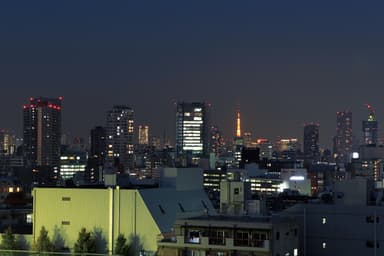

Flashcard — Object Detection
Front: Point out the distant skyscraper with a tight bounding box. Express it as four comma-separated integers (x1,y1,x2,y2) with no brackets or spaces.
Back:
256,139,273,160
362,104,378,145
176,102,209,159
243,132,252,148
90,126,106,160
0,129,16,156
334,111,353,163
106,105,134,171
138,125,149,145
303,123,320,161
209,125,226,157
23,97,62,169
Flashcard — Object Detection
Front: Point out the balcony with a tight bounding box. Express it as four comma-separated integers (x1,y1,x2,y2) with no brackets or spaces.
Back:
158,235,270,252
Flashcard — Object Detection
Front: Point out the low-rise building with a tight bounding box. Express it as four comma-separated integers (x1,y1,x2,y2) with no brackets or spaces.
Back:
157,215,300,256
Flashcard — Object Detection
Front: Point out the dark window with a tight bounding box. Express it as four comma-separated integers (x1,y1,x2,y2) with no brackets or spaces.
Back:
234,188,240,195
366,240,379,248
367,216,380,223
62,221,70,225
276,232,280,240
294,229,298,237
62,197,71,201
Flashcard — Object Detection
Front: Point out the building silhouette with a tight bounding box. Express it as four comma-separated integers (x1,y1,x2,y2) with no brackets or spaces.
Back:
176,102,209,163
333,111,352,163
303,123,320,162
23,97,62,172
362,104,378,146
106,105,134,172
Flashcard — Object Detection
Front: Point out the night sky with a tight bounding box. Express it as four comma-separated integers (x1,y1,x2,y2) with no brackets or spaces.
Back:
1,1,384,148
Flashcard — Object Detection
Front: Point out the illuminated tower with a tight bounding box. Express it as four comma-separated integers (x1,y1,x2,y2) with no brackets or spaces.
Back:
176,102,209,160
362,104,378,145
303,123,320,162
334,111,352,163
106,105,134,171
233,109,243,167
236,111,241,138
138,125,149,145
23,97,62,170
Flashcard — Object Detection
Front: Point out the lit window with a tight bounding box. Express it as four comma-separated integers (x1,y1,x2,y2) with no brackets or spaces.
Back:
322,242,326,249
322,217,327,224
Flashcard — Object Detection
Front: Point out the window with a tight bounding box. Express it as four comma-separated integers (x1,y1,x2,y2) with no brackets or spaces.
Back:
294,248,298,256
62,197,71,201
276,232,280,240
62,221,70,225
234,231,249,246
322,242,326,249
234,188,240,195
322,217,327,224
187,231,201,244
366,240,379,248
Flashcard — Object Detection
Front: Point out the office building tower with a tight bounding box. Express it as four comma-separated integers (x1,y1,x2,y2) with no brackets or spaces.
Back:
138,125,149,145
209,125,226,157
243,132,252,148
60,150,87,180
176,102,208,159
0,130,16,156
256,139,273,160
362,104,378,146
303,123,320,161
106,105,134,171
23,97,62,169
334,111,353,163
90,126,106,160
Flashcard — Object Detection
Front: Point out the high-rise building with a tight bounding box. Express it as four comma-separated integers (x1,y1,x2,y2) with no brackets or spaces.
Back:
243,132,252,148
23,97,62,169
106,105,134,171
138,125,149,145
256,139,273,160
362,104,378,146
90,126,106,160
176,102,208,159
209,125,226,157
303,123,320,161
0,129,16,156
334,111,353,163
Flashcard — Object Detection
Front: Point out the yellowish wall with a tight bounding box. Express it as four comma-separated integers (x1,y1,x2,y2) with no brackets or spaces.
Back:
33,188,161,253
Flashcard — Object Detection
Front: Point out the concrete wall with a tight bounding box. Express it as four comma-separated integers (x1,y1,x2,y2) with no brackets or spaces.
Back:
33,188,161,254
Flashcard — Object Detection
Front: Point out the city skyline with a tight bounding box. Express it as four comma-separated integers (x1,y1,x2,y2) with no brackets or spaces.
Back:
1,1,384,148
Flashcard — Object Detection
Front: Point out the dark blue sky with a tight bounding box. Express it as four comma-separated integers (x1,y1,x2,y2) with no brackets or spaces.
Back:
1,1,384,148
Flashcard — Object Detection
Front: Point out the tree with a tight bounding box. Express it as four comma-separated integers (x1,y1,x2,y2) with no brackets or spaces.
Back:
0,226,17,250
33,226,55,252
74,228,96,254
115,234,129,255
126,235,143,256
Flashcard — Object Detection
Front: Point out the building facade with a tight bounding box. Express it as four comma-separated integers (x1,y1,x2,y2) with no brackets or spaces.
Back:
334,111,353,163
23,97,62,170
106,105,134,171
303,123,320,162
362,105,378,146
176,102,208,161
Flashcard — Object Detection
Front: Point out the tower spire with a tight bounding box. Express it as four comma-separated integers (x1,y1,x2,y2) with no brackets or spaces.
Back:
236,107,241,137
